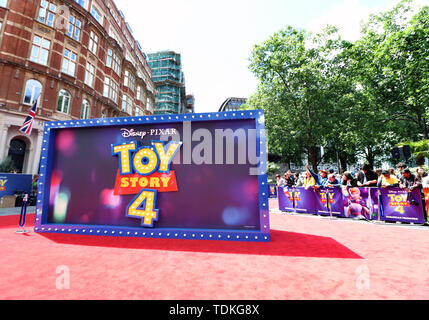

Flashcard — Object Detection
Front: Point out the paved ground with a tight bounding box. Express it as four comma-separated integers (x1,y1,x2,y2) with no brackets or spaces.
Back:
3,202,429,299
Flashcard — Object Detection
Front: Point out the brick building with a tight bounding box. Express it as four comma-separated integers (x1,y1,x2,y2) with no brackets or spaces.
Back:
0,0,156,174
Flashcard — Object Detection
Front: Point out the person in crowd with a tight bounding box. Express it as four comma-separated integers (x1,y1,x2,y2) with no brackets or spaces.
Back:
423,173,429,189
357,164,379,188
399,169,419,192
417,169,429,221
303,171,316,190
305,164,329,187
388,168,397,177
397,162,408,172
377,170,399,188
354,171,359,180
415,167,427,185
284,171,295,188
275,174,286,188
375,169,383,177
32,175,39,193
326,174,341,188
399,169,420,206
294,172,300,183
341,171,359,188
295,173,305,187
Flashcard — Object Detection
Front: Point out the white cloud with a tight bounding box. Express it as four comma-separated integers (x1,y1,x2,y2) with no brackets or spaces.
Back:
307,0,388,41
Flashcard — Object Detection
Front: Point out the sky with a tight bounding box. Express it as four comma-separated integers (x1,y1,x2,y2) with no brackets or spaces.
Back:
114,0,426,113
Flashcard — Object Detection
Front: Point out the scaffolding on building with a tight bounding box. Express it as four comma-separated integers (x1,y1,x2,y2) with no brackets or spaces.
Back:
147,51,187,115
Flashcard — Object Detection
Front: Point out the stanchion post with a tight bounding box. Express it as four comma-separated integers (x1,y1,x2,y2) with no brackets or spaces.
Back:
328,188,333,219
16,193,31,234
292,187,297,214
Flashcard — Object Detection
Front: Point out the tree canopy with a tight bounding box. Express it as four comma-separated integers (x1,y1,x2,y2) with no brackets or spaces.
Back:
243,0,429,172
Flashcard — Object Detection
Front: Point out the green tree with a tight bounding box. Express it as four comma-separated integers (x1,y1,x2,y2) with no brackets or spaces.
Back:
353,1,429,141
0,156,16,173
245,26,356,171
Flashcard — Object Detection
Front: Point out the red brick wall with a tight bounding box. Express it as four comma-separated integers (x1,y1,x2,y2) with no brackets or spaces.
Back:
0,0,155,120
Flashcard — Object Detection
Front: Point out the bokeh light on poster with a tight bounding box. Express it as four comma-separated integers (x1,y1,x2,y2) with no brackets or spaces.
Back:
34,111,270,242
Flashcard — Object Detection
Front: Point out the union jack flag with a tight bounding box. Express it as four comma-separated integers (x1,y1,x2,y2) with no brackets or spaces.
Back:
19,95,40,136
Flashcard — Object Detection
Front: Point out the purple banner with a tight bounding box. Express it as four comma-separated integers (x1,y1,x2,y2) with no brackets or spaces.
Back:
341,187,378,220
294,187,318,214
278,187,295,212
313,188,345,216
379,188,425,224
268,184,277,198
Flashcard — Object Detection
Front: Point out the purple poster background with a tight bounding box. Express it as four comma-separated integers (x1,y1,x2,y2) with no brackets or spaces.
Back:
268,184,277,198
294,187,318,214
341,187,376,220
313,188,345,216
380,188,425,224
278,187,294,212
47,119,261,231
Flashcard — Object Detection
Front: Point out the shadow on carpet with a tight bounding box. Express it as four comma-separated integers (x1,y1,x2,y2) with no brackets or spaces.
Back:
40,229,363,259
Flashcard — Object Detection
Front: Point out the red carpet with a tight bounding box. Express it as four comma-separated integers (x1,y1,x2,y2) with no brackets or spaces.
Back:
1,205,429,299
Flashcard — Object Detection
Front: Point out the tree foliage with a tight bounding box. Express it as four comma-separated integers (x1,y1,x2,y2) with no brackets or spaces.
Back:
243,0,429,172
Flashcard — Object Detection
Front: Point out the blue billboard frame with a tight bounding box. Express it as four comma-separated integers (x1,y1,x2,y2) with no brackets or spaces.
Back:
34,110,270,242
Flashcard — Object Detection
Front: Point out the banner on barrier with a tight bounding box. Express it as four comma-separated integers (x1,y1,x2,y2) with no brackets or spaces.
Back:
268,184,277,198
379,188,425,224
278,187,295,212
278,186,424,224
0,174,32,198
34,111,270,242
314,187,344,216
341,187,378,220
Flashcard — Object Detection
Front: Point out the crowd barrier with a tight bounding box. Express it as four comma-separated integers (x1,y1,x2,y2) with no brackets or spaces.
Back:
274,186,427,225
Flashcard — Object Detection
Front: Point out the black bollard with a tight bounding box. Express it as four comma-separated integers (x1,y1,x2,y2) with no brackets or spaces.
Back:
16,194,31,234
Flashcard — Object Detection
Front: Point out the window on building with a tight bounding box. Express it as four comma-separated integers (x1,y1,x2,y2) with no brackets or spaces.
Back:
61,49,77,76
136,86,142,101
90,5,103,25
135,107,144,116
37,0,56,27
124,70,135,92
57,89,71,114
67,15,82,41
0,0,7,8
88,31,99,55
84,62,95,87
147,97,153,111
108,26,122,48
23,79,42,105
103,77,118,103
73,0,86,9
106,48,121,75
80,99,90,119
121,94,133,115
30,35,50,66
101,109,106,118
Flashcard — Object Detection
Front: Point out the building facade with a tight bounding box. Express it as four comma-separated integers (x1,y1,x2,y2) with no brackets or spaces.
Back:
218,97,247,112
0,0,155,174
147,51,190,115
